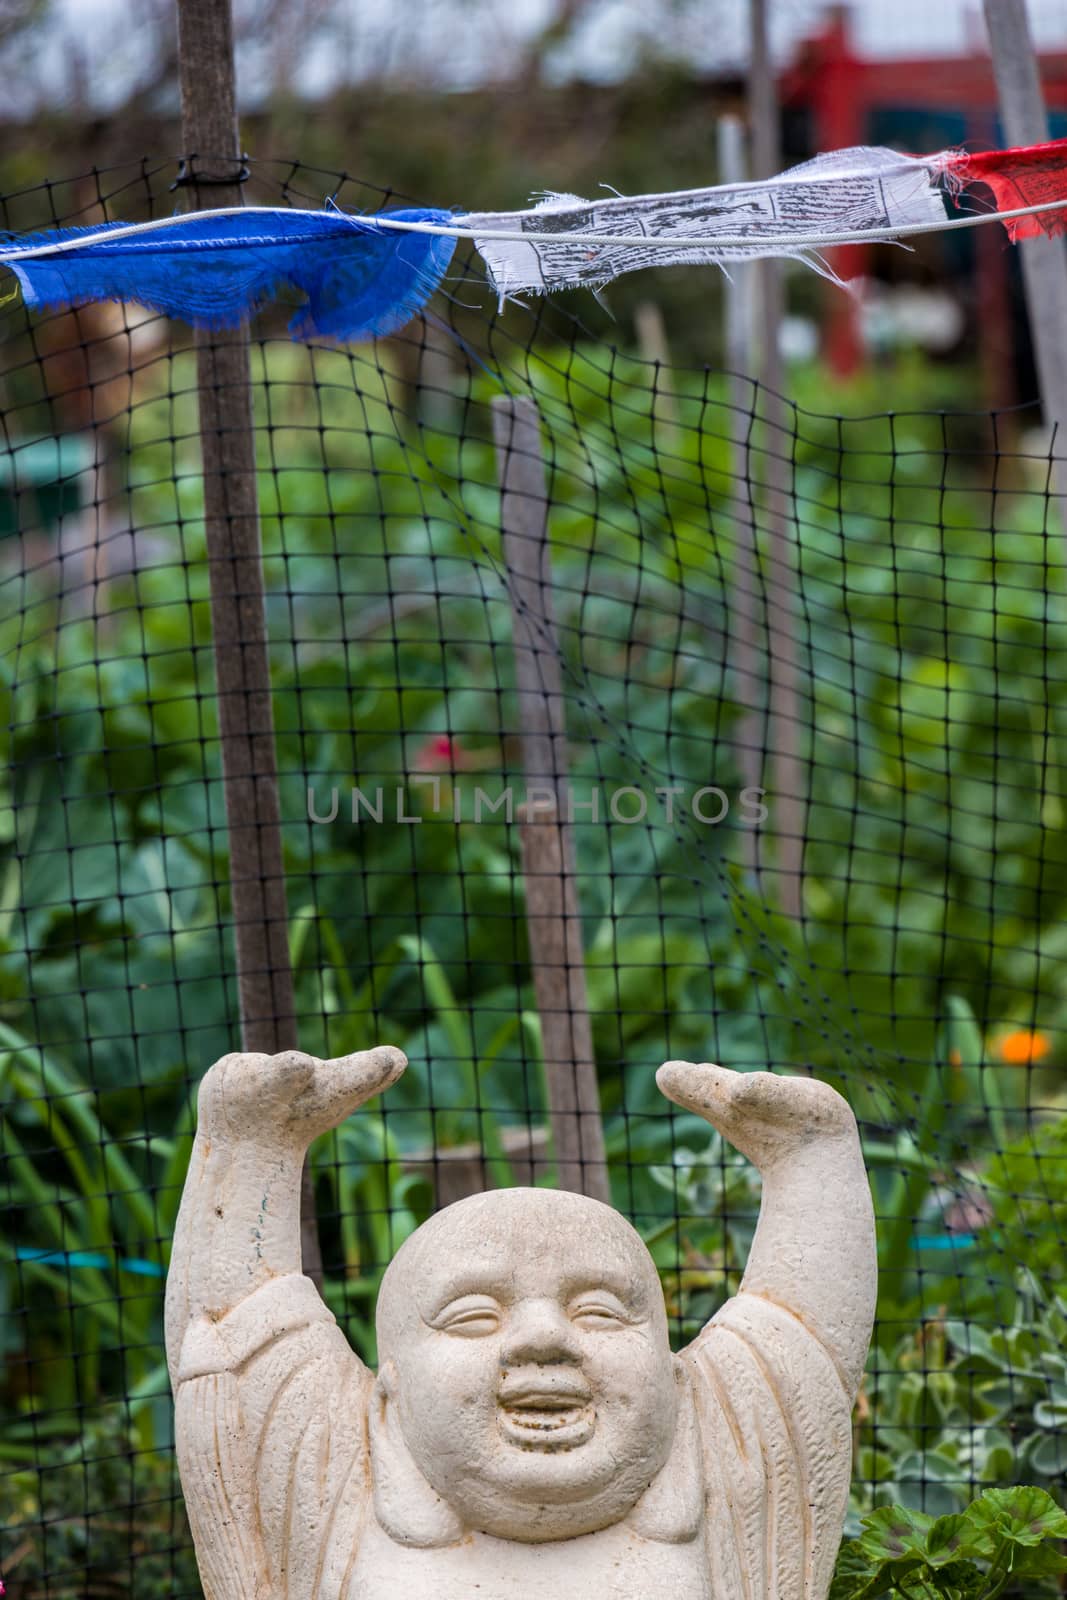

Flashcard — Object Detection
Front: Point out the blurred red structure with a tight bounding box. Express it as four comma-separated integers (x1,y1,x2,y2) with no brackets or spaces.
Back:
782,5,1067,376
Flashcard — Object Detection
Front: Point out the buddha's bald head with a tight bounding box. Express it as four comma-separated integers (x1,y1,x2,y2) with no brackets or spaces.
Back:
372,1187,678,1542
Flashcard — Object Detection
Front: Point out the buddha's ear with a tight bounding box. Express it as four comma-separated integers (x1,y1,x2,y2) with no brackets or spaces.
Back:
625,1357,704,1544
369,1362,466,1548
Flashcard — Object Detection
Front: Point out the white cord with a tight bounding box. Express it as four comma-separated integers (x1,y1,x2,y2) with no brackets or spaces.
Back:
0,193,1066,264
386,195,1067,249
0,207,350,261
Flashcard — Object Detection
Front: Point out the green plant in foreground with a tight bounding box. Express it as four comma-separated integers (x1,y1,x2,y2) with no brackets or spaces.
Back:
1,1417,201,1598
831,1487,1067,1599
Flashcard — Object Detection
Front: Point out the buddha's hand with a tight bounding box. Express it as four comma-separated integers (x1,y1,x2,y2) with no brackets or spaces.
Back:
655,1061,856,1171
196,1045,407,1151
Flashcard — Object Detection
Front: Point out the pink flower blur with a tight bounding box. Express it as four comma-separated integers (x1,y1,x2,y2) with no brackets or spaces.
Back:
413,733,464,771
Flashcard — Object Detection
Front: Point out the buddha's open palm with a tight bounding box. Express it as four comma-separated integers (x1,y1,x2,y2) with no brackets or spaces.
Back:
656,1061,856,1170
197,1045,407,1149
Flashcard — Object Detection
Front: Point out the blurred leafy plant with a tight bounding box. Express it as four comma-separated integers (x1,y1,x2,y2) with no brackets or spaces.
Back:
643,1125,761,1338
1,1406,201,1598
852,1288,1067,1520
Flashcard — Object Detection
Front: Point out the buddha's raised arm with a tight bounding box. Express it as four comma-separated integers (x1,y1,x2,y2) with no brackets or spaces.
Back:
164,1043,407,1382
656,1061,876,1399
163,1045,405,1600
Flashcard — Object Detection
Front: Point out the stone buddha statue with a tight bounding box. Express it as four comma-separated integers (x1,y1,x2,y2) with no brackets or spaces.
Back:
165,1047,875,1599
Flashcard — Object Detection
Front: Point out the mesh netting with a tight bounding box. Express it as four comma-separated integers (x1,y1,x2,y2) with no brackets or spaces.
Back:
2,157,1067,1596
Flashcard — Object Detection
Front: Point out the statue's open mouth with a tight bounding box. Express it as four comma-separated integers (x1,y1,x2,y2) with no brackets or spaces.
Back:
498,1384,595,1450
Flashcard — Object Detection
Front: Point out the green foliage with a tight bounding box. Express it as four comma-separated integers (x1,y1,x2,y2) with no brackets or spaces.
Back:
973,1115,1067,1297
831,1488,1067,1599
643,1124,761,1336
2,343,1067,1590
2,1406,200,1597
4,341,1063,1125
852,1290,1067,1519
1,1020,191,1465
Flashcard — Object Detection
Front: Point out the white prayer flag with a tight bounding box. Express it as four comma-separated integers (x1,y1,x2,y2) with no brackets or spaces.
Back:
462,146,951,298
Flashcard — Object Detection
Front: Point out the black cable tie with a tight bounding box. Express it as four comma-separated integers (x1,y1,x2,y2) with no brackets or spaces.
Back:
170,153,251,192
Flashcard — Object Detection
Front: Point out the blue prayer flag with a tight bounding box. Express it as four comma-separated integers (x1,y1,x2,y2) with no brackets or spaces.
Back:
0,207,456,342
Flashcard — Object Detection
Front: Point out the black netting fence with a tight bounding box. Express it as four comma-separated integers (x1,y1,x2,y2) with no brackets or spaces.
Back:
2,157,1067,1597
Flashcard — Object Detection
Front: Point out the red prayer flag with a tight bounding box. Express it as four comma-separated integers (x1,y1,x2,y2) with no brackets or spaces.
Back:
947,137,1067,240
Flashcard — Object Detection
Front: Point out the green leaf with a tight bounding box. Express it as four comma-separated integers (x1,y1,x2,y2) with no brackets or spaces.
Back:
927,1561,990,1598
964,1486,1067,1549
828,1539,870,1600
1026,1432,1067,1477
941,994,983,1071
856,1504,935,1563
828,1539,923,1600
925,1514,969,1567
1006,1541,1067,1578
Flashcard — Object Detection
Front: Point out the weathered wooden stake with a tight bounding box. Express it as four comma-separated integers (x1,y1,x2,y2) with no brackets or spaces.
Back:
983,0,1067,499
748,0,805,919
718,113,762,878
491,394,610,1203
176,0,321,1276
634,300,678,442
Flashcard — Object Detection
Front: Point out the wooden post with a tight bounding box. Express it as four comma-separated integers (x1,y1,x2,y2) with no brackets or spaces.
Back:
983,0,1067,496
718,114,762,879
634,300,678,442
748,0,783,362
405,1126,551,1209
176,0,320,1277
717,116,752,380
810,7,867,378
972,109,1016,415
416,313,456,430
491,395,610,1203
748,0,805,918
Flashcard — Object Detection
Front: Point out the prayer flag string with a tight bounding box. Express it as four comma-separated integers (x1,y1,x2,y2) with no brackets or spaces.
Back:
1,137,1066,340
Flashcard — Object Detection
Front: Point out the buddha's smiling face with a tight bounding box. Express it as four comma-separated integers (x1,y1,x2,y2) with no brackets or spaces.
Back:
375,1188,679,1542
